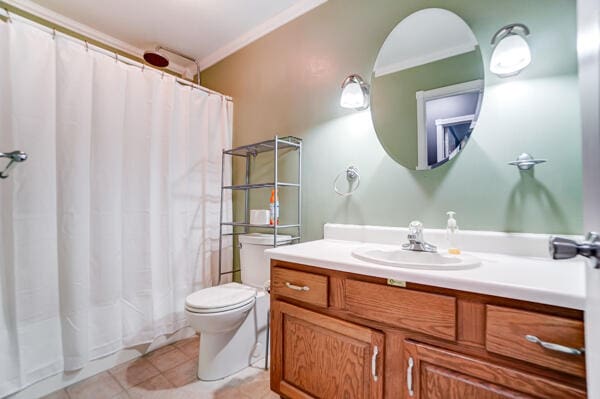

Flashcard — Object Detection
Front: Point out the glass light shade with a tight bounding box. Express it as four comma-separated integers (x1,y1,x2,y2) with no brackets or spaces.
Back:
490,34,531,77
340,75,369,110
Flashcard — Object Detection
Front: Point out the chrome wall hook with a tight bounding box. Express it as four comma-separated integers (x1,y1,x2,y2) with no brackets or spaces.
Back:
0,150,28,179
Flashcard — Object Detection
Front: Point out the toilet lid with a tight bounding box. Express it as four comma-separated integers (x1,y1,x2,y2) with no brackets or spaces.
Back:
185,283,256,313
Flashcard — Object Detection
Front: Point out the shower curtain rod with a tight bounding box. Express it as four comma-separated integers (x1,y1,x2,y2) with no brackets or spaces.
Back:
0,7,233,102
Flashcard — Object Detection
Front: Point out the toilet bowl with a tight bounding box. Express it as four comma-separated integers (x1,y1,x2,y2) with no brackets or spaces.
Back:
185,283,266,381
185,233,290,381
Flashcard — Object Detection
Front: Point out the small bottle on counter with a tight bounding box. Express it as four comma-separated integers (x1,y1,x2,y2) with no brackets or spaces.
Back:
446,211,461,254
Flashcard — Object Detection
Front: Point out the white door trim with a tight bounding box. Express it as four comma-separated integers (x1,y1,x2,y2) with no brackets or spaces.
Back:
416,79,483,170
435,114,475,159
577,0,600,396
579,0,600,231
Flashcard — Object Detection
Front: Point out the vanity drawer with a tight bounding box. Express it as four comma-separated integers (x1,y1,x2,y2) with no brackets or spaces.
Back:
486,305,585,378
344,279,456,340
271,267,328,307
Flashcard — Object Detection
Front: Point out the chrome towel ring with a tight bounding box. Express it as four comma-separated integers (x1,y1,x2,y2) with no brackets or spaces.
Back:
334,165,360,197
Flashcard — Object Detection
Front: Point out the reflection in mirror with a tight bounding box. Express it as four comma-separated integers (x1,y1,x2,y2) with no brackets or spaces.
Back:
371,8,485,170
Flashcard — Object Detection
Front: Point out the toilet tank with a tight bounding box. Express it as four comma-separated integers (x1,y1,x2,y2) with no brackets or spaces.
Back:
238,233,292,289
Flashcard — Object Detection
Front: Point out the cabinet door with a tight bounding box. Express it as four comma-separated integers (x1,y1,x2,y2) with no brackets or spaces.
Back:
403,341,585,399
271,300,384,399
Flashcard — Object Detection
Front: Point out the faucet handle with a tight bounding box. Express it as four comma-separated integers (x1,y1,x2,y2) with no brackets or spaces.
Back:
408,221,423,233
408,221,424,241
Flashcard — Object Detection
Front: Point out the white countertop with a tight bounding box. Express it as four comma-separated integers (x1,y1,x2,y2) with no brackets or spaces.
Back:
266,237,586,310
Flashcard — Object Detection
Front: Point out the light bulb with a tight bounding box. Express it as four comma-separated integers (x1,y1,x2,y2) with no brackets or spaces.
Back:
340,82,365,108
490,34,531,77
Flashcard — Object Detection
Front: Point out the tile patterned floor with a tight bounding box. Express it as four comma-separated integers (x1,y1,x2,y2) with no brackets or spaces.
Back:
42,337,278,399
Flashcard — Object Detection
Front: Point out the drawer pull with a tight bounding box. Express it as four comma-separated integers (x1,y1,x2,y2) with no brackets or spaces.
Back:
525,335,585,356
285,282,310,292
407,357,414,397
371,346,379,382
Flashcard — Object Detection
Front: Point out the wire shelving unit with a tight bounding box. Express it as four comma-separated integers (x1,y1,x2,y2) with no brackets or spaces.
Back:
218,136,302,283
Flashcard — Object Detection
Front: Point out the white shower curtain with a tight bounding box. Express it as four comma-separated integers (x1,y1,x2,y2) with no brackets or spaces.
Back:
0,18,233,397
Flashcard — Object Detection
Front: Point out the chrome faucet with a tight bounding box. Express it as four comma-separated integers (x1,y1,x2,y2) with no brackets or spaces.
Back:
402,221,437,252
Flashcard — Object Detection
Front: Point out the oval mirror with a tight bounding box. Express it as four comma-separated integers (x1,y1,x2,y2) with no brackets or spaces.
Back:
371,9,485,170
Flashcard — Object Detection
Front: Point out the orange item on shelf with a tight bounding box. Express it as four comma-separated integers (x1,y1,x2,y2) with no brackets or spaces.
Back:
269,189,279,225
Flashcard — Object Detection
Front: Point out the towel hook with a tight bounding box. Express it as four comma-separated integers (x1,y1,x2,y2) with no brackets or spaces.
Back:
334,165,360,197
508,153,547,171
0,150,28,179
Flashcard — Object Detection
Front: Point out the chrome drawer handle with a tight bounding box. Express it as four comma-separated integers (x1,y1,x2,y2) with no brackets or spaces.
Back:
407,357,414,397
525,335,585,356
285,282,310,292
371,346,379,382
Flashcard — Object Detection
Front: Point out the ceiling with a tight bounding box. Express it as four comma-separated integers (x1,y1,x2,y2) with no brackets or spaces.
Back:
11,0,326,73
374,8,478,77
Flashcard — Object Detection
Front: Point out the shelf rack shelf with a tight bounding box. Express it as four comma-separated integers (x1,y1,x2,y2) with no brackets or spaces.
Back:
218,136,302,283
221,222,301,228
223,136,301,157
222,182,300,190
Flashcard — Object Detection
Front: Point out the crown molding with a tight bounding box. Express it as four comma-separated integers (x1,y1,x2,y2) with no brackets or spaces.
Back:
3,0,189,76
375,43,478,77
197,0,328,71
4,0,328,74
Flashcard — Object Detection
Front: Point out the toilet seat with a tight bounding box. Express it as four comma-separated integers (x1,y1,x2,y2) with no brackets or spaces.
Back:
185,283,257,314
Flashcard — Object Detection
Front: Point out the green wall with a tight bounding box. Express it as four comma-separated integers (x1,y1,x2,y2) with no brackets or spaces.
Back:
372,49,484,169
202,0,582,241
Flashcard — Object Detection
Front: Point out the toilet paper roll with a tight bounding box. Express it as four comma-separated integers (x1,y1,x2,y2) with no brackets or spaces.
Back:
250,209,270,225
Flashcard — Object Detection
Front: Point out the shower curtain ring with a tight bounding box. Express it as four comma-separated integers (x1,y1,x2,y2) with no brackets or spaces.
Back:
84,40,89,52
141,64,145,72
4,8,12,23
161,71,165,79
114,52,118,63
52,28,56,40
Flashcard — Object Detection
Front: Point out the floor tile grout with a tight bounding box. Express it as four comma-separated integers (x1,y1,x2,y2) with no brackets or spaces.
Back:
43,336,273,399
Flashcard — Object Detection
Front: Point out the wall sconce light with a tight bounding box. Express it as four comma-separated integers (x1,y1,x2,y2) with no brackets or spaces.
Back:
490,23,531,78
340,74,370,110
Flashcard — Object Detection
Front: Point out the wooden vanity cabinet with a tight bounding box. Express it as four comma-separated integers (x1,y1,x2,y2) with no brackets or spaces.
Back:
269,261,587,399
270,300,384,399
403,341,585,399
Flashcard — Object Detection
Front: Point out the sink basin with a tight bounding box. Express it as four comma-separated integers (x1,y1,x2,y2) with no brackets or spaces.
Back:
352,245,480,270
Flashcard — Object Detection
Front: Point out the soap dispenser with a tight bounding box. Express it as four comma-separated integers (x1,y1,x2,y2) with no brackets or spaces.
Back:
446,211,461,254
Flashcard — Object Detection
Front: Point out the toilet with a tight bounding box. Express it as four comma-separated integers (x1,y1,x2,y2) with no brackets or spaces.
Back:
185,233,290,381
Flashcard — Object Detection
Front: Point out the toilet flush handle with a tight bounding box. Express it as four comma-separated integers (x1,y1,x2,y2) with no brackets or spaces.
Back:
285,282,310,292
